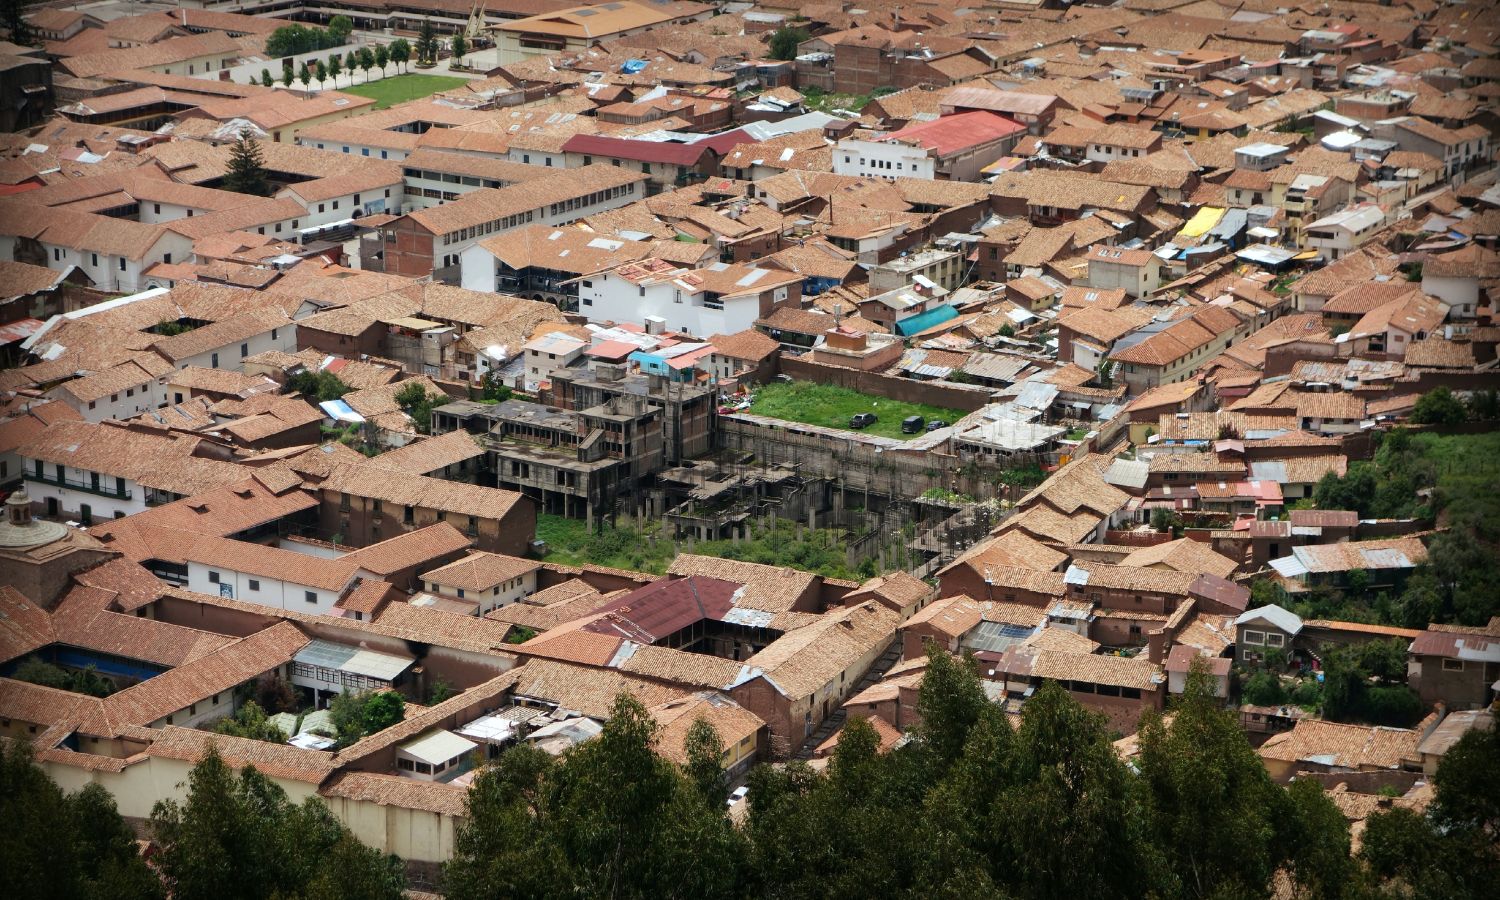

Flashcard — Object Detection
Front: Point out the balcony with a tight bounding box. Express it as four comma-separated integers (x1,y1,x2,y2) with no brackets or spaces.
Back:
28,470,132,501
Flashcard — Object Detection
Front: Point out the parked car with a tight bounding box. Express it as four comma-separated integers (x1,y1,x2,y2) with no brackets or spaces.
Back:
727,785,750,807
850,412,878,429
926,419,949,431
901,415,926,433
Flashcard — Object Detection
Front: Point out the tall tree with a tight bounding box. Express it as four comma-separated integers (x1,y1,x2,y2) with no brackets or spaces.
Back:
375,43,390,76
3,0,34,47
299,60,313,90
358,47,375,83
281,62,295,88
150,747,403,900
996,680,1160,899
915,643,992,770
314,60,328,90
390,38,411,73
327,53,342,87
683,717,727,808
222,134,272,197
445,694,747,900
768,26,809,61
1280,777,1356,898
0,741,161,900
417,19,437,65
451,30,467,65
1137,664,1289,898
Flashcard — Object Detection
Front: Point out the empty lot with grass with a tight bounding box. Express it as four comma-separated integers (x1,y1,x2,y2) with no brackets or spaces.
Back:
341,73,467,108
746,381,965,440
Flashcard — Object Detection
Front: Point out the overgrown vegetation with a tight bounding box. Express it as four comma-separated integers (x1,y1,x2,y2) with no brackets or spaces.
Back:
12,657,114,697
768,25,810,61
535,514,876,580
748,381,964,440
288,368,352,402
395,381,446,434
1308,430,1500,626
329,690,405,748
210,700,288,743
920,487,975,504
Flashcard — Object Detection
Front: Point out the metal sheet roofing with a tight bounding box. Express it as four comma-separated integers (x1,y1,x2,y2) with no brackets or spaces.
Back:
398,729,477,766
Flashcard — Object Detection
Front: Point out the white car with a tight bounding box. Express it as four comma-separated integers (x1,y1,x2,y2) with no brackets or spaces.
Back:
726,785,750,807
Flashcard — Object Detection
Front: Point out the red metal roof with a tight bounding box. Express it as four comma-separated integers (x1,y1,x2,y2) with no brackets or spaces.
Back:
582,575,742,643
561,128,751,166
881,111,1025,157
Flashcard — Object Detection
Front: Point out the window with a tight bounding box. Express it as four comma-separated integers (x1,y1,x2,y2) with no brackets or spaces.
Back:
318,203,326,213
91,252,98,266
248,579,260,591
211,352,219,368
1242,629,1265,645
1442,658,1464,672
305,591,317,604
1265,633,1285,648
208,571,220,584
163,253,172,264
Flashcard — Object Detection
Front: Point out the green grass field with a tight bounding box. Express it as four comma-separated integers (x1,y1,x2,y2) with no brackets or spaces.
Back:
747,381,965,440
341,73,468,109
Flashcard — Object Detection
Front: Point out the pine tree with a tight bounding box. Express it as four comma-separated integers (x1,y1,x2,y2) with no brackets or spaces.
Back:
260,68,273,88
281,63,294,88
222,134,272,198
314,60,327,89
417,19,437,65
327,53,342,87
3,0,34,47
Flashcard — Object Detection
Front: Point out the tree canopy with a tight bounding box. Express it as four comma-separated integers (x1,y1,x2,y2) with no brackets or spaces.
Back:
1,741,161,900
768,26,810,61
150,747,404,900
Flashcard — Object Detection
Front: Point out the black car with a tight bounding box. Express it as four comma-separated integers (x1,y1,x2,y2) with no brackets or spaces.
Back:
901,415,926,434
850,413,878,429
926,420,949,432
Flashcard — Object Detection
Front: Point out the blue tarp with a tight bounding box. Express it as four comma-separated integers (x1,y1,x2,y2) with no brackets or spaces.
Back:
621,59,648,74
894,304,958,336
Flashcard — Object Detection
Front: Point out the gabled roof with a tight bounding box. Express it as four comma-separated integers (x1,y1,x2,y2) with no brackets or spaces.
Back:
1233,603,1303,635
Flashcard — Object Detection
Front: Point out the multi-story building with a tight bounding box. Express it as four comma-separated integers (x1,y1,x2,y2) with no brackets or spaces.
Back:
378,166,647,280
578,258,802,337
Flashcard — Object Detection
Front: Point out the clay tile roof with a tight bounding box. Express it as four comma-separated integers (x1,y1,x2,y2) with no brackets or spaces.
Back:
342,523,472,577
1259,719,1421,770
90,622,309,734
422,551,541,592
146,725,336,783
708,328,781,362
